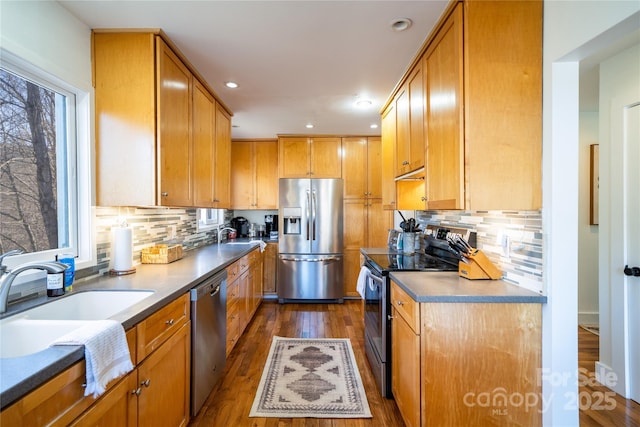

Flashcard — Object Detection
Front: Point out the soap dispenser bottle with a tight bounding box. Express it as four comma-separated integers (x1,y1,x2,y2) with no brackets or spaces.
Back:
47,271,65,297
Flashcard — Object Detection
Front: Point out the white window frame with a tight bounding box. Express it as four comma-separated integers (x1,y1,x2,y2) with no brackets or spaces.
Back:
197,208,225,232
0,49,92,274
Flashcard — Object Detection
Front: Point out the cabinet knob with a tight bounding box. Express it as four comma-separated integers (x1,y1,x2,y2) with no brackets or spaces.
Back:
161,192,169,197
165,319,175,326
132,387,142,396
396,300,404,306
141,379,151,388
402,160,409,166
421,196,427,202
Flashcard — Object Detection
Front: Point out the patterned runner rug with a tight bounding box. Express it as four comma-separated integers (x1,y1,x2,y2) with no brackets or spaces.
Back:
249,336,372,419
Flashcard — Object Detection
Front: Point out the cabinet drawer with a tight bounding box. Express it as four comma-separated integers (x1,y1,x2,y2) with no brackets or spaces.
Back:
237,254,251,274
391,281,420,333
226,262,240,283
226,301,242,356
136,294,189,363
248,248,260,265
227,279,241,307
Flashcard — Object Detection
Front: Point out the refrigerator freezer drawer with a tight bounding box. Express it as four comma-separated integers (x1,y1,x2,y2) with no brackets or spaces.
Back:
278,255,343,301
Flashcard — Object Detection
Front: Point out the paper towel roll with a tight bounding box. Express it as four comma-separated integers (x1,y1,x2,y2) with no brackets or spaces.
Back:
112,227,133,271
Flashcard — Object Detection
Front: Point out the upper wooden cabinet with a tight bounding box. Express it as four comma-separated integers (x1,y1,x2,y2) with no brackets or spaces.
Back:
93,30,232,207
381,104,397,211
278,136,342,178
231,139,278,209
342,137,381,199
395,63,425,177
424,3,464,210
382,0,542,211
213,104,232,208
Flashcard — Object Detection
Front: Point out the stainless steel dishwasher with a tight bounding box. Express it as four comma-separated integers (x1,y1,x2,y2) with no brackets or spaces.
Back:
190,269,227,416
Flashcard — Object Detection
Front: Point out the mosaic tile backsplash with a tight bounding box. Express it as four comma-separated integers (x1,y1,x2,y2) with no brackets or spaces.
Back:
416,210,543,294
93,207,233,275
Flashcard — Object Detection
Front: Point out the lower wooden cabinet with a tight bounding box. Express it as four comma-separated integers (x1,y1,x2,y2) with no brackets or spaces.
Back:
263,242,278,295
390,280,543,426
226,248,263,356
1,296,191,427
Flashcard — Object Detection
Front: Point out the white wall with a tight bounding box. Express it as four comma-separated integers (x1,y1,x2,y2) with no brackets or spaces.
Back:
543,1,639,425
578,112,599,325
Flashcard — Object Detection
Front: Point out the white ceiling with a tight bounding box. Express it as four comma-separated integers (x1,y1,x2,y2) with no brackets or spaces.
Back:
59,0,449,139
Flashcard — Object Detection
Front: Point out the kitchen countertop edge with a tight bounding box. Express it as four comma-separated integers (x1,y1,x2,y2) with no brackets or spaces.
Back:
0,241,266,410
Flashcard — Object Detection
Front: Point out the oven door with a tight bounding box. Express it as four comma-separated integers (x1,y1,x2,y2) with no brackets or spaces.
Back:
363,263,391,397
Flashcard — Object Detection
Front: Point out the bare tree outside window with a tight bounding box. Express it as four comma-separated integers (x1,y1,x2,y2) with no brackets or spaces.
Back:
0,68,60,253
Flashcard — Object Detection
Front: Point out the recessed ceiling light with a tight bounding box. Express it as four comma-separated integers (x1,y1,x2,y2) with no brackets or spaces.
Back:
305,124,314,129
225,81,239,89
355,99,373,108
390,18,412,32
370,124,379,129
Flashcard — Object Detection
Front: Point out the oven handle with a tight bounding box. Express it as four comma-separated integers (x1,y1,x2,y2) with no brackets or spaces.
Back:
366,269,384,285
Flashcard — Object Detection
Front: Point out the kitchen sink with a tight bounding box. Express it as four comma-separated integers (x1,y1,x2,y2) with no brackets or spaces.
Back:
13,290,155,321
0,318,89,358
0,290,154,358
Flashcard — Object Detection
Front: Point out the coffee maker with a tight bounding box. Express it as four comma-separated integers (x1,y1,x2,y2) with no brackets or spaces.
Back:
231,217,249,237
265,214,279,240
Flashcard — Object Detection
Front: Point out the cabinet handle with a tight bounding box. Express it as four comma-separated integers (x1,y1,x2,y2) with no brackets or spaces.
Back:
141,379,151,388
165,319,175,326
402,160,409,166
132,387,142,396
388,314,395,320
161,192,169,197
396,300,404,306
421,196,427,202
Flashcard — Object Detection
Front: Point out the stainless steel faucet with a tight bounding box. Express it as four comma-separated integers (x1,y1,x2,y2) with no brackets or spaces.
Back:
217,227,236,244
0,260,68,313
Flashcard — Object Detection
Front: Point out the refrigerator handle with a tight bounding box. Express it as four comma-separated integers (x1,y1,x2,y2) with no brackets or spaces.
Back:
312,189,317,240
306,189,311,241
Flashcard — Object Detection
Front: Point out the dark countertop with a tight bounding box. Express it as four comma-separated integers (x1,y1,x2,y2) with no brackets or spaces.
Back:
360,248,546,304
0,241,264,409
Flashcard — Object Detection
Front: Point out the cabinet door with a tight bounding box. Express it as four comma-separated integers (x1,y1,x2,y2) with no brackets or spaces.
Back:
192,79,216,207
408,63,425,173
367,137,382,199
214,103,231,208
310,137,342,178
157,38,192,207
279,137,310,177
343,199,367,298
254,140,279,209
263,242,278,294
381,103,397,210
366,199,392,248
395,87,410,176
138,322,190,427
230,141,253,209
70,373,138,427
425,4,464,210
391,307,421,427
342,137,368,199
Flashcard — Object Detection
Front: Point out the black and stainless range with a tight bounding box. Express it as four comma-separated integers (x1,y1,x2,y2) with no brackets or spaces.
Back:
362,225,476,398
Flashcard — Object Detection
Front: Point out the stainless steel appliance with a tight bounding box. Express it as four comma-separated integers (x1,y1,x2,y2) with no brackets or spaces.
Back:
190,269,227,415
265,214,278,239
363,225,476,398
278,178,343,302
231,217,249,237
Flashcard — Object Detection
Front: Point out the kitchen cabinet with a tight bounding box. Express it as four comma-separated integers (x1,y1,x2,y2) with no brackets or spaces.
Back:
390,280,542,426
278,136,342,178
343,199,392,297
213,104,232,208
342,136,391,297
381,0,542,210
395,63,425,177
1,296,191,427
231,139,278,209
263,242,278,296
423,4,464,210
226,248,263,355
93,30,232,207
381,104,397,211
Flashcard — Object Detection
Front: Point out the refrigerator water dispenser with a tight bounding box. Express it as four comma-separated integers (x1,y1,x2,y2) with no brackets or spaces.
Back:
282,207,302,235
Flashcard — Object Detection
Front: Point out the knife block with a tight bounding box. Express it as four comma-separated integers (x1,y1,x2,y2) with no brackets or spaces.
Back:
459,250,502,280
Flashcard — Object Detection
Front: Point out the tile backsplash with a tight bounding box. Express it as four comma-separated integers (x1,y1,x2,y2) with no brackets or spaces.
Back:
416,210,543,294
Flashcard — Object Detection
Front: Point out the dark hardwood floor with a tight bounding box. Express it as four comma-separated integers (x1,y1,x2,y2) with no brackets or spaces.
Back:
189,300,405,427
578,327,640,426
189,301,640,426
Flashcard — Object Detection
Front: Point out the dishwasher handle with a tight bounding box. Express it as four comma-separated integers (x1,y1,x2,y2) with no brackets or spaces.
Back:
210,285,221,297
190,269,227,301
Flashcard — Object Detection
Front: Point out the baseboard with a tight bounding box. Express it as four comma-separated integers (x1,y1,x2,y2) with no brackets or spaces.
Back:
578,311,599,326
595,361,624,395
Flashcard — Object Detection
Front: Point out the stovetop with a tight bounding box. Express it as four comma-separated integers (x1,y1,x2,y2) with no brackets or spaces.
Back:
365,252,458,273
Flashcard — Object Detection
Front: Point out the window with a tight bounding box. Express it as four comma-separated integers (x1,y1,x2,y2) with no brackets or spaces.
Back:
0,52,85,268
197,208,225,231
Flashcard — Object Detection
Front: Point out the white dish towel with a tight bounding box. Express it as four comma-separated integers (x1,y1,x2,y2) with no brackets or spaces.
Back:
51,319,134,397
356,266,369,299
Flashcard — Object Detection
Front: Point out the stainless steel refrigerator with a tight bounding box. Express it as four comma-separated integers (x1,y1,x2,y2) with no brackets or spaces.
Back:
278,178,343,302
